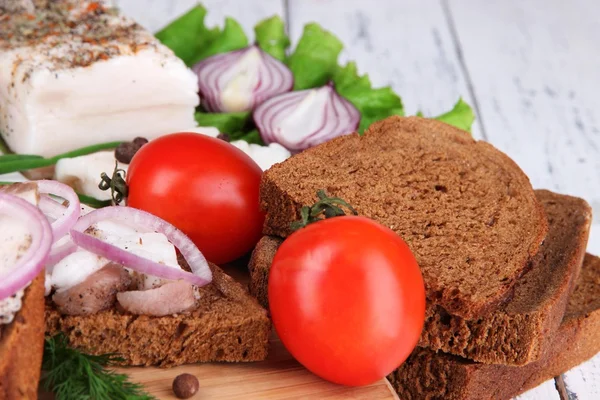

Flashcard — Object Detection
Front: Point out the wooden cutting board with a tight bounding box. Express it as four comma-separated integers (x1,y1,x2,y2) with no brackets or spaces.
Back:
39,263,399,399
118,333,399,399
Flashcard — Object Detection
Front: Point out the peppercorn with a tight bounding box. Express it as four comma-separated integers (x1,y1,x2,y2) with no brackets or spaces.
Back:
172,373,199,399
114,142,136,164
114,137,148,164
217,132,231,142
132,137,149,147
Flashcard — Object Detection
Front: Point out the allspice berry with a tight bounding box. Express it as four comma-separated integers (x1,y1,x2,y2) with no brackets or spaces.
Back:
132,137,149,147
114,137,148,164
172,373,199,399
216,132,231,142
114,142,137,164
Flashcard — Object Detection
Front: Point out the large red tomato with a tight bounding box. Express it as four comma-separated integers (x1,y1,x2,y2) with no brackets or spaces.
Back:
269,216,425,386
126,133,264,264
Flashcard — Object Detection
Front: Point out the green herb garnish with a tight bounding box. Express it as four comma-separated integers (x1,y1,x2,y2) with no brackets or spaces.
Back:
194,111,251,136
333,61,405,133
291,189,358,231
431,98,475,132
235,129,264,145
155,4,220,67
287,23,344,90
194,17,248,62
156,5,247,66
42,333,154,400
77,193,112,208
0,154,44,162
254,16,290,62
415,98,475,133
0,141,122,175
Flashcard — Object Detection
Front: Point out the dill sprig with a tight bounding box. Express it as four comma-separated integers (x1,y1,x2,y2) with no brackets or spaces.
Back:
42,333,155,400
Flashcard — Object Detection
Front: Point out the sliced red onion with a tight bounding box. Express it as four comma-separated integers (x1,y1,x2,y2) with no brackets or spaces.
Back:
39,194,65,221
70,206,212,286
193,45,294,113
46,235,77,267
36,180,80,242
0,193,52,300
253,83,361,152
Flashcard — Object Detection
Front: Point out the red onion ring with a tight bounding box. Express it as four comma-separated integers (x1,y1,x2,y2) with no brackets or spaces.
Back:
0,193,53,300
253,83,360,152
39,194,65,221
46,235,77,266
70,206,212,286
193,45,294,113
36,180,80,242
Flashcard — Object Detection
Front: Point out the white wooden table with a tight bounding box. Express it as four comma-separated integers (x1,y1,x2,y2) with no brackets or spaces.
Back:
39,0,600,398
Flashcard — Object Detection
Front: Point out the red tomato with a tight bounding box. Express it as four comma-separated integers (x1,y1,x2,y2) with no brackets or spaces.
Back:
269,216,425,386
126,133,264,264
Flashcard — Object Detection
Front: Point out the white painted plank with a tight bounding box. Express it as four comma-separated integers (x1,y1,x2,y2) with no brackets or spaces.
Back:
448,0,600,256
515,380,560,400
562,353,600,400
115,0,284,35
287,0,483,138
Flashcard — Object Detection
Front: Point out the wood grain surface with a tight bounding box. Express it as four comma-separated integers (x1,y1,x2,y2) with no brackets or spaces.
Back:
118,333,398,400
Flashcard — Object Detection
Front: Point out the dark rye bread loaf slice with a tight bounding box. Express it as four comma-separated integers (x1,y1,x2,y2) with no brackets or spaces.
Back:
0,274,45,400
45,264,270,367
388,253,600,400
248,190,592,365
260,116,547,319
248,235,283,311
420,190,591,364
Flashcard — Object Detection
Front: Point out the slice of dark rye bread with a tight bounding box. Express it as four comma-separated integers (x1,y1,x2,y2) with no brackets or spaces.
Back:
248,190,592,365
0,274,45,400
388,253,600,400
45,264,271,367
260,116,548,319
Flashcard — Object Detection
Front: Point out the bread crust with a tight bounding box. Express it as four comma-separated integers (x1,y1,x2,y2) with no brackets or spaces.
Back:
0,274,45,400
45,265,271,367
387,253,600,400
419,190,591,364
260,116,548,319
248,190,591,365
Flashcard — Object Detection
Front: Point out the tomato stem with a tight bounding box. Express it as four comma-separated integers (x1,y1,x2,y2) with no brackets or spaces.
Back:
290,189,358,231
98,161,128,205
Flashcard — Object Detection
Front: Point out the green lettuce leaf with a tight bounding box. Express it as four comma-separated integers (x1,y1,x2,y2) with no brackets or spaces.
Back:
431,98,475,132
332,61,370,92
194,111,251,134
254,16,290,62
193,17,248,63
234,129,264,145
287,23,343,90
333,62,404,133
155,5,220,67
